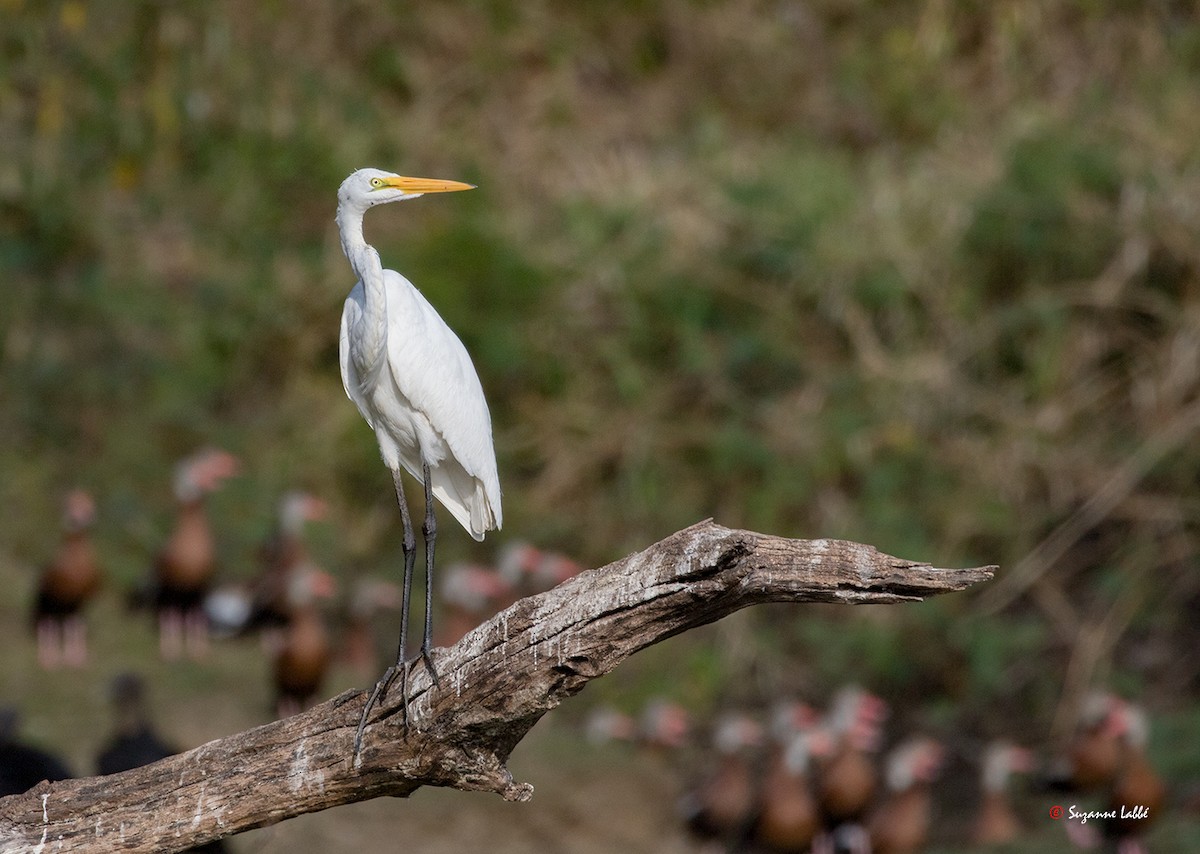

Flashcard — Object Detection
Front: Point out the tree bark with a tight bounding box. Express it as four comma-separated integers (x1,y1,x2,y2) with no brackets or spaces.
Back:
0,520,994,852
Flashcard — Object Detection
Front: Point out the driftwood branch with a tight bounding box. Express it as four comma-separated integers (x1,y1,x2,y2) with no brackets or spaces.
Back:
0,520,994,852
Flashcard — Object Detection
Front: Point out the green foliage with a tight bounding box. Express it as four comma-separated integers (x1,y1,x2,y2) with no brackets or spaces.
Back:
964,131,1123,298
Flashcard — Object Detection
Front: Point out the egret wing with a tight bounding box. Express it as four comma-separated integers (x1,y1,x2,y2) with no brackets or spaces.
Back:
338,281,374,428
380,270,502,538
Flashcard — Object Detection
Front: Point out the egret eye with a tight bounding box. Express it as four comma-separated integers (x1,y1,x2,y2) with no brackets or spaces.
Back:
369,177,385,189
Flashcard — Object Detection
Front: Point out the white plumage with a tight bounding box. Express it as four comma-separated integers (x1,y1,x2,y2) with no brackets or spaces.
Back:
339,269,501,539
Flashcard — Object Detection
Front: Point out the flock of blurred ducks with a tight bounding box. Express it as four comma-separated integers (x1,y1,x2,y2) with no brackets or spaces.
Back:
586,687,1169,853
4,447,1184,852
26,448,582,713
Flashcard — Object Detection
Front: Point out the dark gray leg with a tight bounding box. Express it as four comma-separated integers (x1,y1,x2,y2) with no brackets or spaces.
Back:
393,468,417,675
354,469,417,755
420,462,440,684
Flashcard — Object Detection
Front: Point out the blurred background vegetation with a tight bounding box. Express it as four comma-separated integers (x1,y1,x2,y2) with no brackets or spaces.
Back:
1,0,1199,850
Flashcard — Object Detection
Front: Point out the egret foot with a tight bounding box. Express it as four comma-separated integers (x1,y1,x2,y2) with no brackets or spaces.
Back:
354,663,403,756
420,646,440,688
354,650,446,756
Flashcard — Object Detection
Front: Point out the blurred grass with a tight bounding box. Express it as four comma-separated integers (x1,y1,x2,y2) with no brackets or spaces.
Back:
2,0,1199,850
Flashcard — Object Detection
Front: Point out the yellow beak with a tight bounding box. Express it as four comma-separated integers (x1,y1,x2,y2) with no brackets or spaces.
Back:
382,175,475,193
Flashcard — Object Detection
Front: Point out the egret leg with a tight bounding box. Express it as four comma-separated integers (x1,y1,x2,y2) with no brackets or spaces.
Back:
419,462,440,683
354,469,418,756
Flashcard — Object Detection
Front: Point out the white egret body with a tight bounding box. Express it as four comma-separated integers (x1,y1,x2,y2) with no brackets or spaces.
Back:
335,168,501,751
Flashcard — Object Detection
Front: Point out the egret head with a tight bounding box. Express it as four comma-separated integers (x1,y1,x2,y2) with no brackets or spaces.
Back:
337,167,474,213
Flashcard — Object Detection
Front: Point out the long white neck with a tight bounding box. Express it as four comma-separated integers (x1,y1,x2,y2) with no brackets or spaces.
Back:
337,202,389,374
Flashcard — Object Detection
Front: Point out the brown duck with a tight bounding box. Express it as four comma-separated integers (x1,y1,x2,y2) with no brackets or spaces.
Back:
33,490,102,669
867,736,944,854
152,448,238,659
273,567,337,718
972,741,1033,846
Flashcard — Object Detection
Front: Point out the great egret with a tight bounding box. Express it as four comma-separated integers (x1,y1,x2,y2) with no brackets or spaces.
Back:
335,167,502,752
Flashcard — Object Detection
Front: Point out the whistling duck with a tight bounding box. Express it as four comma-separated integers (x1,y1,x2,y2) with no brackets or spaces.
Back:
0,707,72,796
586,700,695,752
1102,702,1165,854
496,541,583,602
814,686,889,854
152,448,239,660
32,489,102,669
527,551,584,591
92,675,230,853
95,672,178,775
972,741,1033,847
201,492,325,642
273,566,337,718
584,705,639,746
754,703,832,852
437,563,514,646
340,578,403,677
495,540,544,606
641,697,693,752
867,736,944,854
1046,691,1128,850
679,712,764,846
1047,691,1125,792
248,491,328,638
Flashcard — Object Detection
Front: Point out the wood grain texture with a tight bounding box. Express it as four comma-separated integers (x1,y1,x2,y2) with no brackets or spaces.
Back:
0,520,994,852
